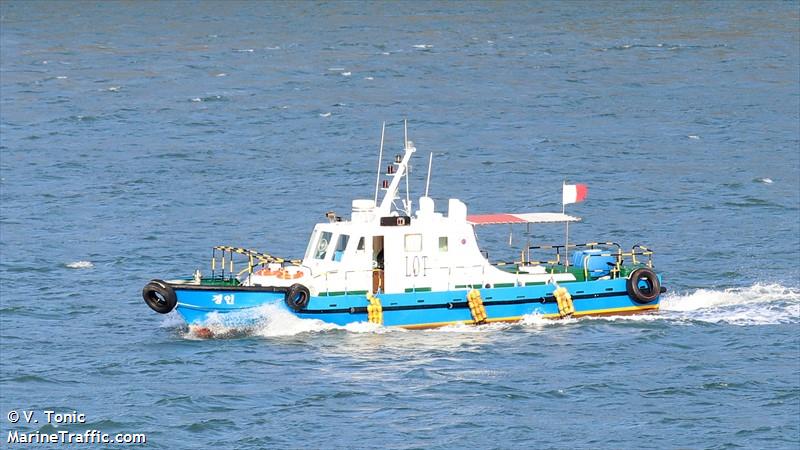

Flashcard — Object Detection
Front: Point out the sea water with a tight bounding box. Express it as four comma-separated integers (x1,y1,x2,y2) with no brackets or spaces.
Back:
1,2,798,449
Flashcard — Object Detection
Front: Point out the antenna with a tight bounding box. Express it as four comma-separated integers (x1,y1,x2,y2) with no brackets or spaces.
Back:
373,121,386,203
404,119,408,149
563,179,569,268
404,163,411,214
424,152,433,197
403,119,411,214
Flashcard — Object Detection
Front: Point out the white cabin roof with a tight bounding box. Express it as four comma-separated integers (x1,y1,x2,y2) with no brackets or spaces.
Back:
467,212,581,225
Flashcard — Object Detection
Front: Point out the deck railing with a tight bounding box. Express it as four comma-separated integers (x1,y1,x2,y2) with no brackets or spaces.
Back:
521,242,654,280
206,242,655,291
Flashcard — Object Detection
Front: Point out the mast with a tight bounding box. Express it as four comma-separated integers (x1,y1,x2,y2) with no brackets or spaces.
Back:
377,121,416,215
373,121,386,203
563,180,570,269
425,152,433,197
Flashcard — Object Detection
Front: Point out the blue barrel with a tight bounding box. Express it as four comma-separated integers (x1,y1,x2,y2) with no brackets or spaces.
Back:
571,249,616,277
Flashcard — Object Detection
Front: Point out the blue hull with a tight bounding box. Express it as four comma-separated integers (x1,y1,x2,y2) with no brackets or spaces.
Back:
173,277,661,329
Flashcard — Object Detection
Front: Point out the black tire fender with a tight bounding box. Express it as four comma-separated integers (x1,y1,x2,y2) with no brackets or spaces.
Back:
626,268,661,304
142,279,178,314
285,283,310,311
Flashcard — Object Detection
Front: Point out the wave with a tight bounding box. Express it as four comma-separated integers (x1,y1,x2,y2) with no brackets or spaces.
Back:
172,303,391,339
165,283,799,338
658,283,799,326
65,260,93,269
584,283,799,326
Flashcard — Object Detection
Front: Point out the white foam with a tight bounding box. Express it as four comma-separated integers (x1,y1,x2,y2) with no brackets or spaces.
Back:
575,284,798,326
65,261,93,269
235,48,254,53
431,321,511,333
250,304,340,337
250,305,403,337
757,177,773,184
215,73,227,77
341,71,351,77
658,283,799,326
688,135,700,140
661,283,797,311
175,303,397,338
319,112,331,117
365,76,374,80
159,312,186,328
413,44,432,49
519,312,581,328
342,321,393,334
519,283,800,327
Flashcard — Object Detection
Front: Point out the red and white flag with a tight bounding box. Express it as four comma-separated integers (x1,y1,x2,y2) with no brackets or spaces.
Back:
562,183,588,205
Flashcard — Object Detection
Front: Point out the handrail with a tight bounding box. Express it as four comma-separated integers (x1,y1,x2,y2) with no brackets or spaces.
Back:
210,245,303,280
213,245,302,266
522,242,655,279
528,241,621,251
216,241,653,288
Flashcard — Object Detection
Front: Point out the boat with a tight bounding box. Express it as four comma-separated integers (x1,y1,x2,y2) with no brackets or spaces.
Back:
142,121,666,334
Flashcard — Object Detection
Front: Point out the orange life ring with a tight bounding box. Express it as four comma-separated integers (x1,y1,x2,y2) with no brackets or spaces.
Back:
276,269,304,279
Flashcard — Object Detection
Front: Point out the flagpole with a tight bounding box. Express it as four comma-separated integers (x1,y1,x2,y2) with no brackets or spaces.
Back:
563,180,569,270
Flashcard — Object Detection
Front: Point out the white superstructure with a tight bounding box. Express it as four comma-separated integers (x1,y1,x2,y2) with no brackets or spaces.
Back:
245,124,581,296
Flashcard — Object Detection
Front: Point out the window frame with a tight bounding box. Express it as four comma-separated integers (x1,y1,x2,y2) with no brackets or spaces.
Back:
404,233,423,252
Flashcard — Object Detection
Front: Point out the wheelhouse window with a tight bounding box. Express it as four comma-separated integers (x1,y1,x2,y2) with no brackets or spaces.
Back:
404,233,422,252
314,231,333,259
439,236,448,252
305,230,318,260
333,234,350,262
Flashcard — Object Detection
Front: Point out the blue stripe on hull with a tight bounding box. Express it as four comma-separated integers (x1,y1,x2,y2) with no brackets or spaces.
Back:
173,278,660,328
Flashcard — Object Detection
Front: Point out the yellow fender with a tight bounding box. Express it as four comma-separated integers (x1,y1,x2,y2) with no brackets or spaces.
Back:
467,289,488,325
365,292,383,325
553,286,575,318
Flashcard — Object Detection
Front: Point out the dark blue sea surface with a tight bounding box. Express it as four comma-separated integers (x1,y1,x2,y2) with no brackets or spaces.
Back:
1,1,798,449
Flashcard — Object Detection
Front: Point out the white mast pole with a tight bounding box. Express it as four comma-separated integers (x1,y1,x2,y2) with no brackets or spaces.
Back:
404,119,408,149
424,152,433,197
378,123,415,215
403,119,411,215
405,162,411,214
373,121,386,203
563,180,569,269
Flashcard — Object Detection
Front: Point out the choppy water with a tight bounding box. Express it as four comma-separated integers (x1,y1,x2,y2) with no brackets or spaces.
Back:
1,2,799,449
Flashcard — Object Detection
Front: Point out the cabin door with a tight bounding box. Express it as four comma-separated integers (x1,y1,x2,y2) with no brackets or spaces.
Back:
372,236,384,293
